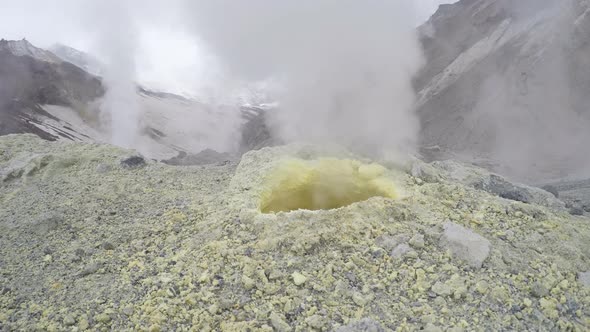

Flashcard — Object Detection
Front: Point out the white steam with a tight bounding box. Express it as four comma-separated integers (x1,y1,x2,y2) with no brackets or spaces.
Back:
86,1,141,149
185,0,425,158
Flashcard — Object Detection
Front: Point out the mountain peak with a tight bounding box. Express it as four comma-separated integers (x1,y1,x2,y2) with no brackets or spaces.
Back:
49,43,103,76
0,38,61,63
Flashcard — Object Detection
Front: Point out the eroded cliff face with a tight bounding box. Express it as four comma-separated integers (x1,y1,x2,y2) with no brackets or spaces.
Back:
0,39,104,141
415,0,590,183
1,134,589,331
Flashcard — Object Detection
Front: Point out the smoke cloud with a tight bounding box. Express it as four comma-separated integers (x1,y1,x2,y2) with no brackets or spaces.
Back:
184,0,425,159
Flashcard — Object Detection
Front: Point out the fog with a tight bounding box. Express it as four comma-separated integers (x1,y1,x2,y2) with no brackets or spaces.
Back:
461,0,590,182
0,0,437,159
185,0,425,159
7,0,583,179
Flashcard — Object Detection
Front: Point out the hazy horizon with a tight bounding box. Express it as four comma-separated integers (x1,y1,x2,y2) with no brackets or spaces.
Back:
0,0,455,95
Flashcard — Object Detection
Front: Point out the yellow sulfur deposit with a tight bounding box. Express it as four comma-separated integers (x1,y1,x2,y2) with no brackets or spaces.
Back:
259,158,398,213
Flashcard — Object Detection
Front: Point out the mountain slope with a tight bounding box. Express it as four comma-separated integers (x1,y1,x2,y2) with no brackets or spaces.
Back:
0,40,245,160
0,38,61,63
3,0,590,179
0,39,104,141
415,0,590,182
49,43,103,76
168,0,590,183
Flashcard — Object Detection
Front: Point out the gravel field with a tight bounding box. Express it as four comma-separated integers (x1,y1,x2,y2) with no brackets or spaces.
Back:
1,134,589,331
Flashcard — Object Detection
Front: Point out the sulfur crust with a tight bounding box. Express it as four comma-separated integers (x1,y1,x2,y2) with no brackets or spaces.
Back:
259,158,397,213
0,135,589,331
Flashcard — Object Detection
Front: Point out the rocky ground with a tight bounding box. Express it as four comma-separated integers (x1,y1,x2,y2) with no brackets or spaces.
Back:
0,134,589,331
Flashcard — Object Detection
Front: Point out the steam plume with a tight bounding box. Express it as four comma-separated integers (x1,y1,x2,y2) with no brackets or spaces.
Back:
87,1,141,149
185,0,425,159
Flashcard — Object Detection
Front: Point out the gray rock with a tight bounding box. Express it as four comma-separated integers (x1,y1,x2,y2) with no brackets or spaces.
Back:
423,323,443,332
578,271,590,288
96,163,112,174
542,179,590,214
569,206,585,216
269,312,291,332
121,155,146,169
122,305,134,316
409,234,425,249
305,315,325,329
530,282,549,298
375,234,409,251
432,160,565,210
370,247,387,259
102,242,115,250
1,154,53,182
63,315,76,326
474,175,532,204
390,243,413,259
35,213,62,233
440,222,491,269
79,262,101,277
162,149,233,166
239,106,281,154
541,185,559,198
410,160,441,183
431,282,452,297
336,318,384,332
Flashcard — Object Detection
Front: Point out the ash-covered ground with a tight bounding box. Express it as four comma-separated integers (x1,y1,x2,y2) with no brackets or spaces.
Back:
0,134,589,331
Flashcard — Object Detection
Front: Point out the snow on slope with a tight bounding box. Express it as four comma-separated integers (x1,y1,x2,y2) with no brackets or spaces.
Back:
35,91,243,160
49,43,103,76
1,39,246,160
0,38,61,63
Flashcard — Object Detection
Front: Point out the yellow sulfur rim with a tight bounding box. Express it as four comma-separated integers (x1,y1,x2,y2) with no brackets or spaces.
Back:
259,158,398,213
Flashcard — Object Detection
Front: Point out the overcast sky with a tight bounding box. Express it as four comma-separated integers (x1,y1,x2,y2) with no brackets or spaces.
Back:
0,0,456,95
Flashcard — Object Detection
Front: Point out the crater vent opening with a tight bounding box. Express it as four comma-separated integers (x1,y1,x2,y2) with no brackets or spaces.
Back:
259,158,398,213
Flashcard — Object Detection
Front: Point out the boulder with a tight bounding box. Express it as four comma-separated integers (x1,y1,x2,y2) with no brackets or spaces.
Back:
474,174,533,204
120,155,146,169
440,222,491,269
432,160,565,210
162,149,232,166
336,318,384,332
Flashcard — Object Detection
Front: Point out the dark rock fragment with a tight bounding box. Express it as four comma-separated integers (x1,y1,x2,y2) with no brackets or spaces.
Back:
121,156,146,169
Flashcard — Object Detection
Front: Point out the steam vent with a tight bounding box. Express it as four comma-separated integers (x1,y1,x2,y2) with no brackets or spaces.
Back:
259,159,398,213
